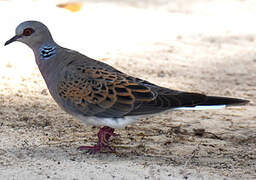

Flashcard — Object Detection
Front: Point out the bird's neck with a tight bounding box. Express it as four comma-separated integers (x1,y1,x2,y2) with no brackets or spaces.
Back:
35,42,57,61
33,42,59,80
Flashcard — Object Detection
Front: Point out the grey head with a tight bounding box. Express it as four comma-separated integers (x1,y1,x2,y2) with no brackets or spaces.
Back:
5,20,63,85
5,20,59,69
5,21,55,50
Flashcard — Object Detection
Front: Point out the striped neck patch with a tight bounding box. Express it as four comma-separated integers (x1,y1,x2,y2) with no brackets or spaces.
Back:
40,45,56,60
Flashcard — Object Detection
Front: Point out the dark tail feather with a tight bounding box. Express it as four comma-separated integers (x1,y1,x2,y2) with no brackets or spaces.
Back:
198,96,249,106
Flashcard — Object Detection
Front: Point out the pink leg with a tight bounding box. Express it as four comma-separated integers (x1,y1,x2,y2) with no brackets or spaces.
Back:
78,126,118,153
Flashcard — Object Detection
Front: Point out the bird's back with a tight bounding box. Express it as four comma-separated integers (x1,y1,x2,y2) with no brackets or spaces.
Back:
43,48,196,117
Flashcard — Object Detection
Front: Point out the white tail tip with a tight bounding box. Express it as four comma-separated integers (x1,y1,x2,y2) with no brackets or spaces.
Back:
174,105,226,110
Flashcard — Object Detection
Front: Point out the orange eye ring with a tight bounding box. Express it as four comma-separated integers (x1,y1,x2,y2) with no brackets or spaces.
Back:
23,28,34,36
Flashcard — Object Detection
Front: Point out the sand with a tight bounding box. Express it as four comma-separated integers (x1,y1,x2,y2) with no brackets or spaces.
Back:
0,0,255,179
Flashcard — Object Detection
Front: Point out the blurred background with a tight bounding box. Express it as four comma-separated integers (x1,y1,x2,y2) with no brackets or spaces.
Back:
1,0,256,67
0,0,256,179
2,0,256,67
1,0,256,90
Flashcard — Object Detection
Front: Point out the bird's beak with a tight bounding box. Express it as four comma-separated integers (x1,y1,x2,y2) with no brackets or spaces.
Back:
4,35,22,46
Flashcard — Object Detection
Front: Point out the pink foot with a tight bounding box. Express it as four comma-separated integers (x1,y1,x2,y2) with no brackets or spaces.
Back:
78,126,118,153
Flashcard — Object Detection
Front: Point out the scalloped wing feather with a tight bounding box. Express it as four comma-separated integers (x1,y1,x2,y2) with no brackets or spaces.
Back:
56,64,213,118
57,66,157,118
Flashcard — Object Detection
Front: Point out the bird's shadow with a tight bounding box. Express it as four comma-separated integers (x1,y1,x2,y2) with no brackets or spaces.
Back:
0,144,183,168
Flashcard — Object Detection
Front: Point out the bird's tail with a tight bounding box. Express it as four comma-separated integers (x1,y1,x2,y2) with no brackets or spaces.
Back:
175,95,249,110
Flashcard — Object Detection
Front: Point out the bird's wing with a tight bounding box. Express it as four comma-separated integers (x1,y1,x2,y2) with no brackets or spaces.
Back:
57,65,159,118
56,63,210,118
127,85,207,115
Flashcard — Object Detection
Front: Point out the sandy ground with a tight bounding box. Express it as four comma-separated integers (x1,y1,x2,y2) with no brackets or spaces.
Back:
0,0,255,179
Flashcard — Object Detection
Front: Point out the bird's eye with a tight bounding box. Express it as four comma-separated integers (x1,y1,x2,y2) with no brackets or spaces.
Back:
23,28,34,36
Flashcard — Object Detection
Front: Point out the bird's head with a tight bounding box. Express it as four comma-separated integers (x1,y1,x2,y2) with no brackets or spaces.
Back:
5,21,54,49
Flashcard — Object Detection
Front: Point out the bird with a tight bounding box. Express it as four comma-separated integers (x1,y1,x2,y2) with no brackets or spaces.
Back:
5,21,249,153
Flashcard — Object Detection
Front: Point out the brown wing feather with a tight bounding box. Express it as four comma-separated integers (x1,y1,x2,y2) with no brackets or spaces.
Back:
57,66,156,117
57,64,213,118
